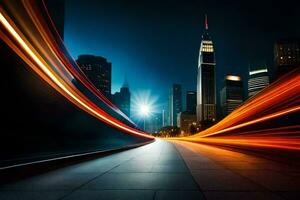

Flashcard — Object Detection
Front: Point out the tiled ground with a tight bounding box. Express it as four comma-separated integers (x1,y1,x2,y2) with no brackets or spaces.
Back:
0,140,204,200
0,139,299,200
173,140,300,200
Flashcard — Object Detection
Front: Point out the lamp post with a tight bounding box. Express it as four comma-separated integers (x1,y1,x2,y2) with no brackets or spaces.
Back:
139,104,151,131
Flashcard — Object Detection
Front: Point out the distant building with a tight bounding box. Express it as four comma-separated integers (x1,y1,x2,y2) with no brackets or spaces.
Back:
177,111,197,135
112,82,130,117
248,66,270,97
162,109,168,127
76,55,111,98
169,84,182,126
274,39,300,78
145,113,163,133
197,15,216,122
186,91,197,114
45,0,65,40
220,75,243,117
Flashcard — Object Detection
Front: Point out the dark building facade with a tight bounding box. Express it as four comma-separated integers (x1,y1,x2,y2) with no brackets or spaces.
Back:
248,66,270,98
145,113,163,134
220,75,243,117
177,111,197,135
76,55,111,98
112,83,131,117
186,91,197,114
274,39,300,78
196,15,216,122
169,84,182,126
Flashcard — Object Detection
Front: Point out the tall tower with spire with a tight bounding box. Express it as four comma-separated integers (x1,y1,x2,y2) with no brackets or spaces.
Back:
196,15,216,123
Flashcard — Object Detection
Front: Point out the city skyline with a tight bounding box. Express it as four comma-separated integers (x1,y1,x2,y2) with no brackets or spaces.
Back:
3,0,297,131
64,0,300,111
1,1,300,199
68,11,300,132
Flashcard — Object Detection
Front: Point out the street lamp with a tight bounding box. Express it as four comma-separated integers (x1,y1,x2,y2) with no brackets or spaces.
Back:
139,103,151,131
131,90,157,132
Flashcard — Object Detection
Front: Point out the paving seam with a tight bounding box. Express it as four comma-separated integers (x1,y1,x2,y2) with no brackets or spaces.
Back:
171,141,207,200
57,143,152,200
175,140,290,200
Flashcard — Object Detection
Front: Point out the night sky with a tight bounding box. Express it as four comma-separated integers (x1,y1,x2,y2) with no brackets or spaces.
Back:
64,0,300,112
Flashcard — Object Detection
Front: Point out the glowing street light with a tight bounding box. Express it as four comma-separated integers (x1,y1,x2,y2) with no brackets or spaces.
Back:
131,90,159,132
139,104,150,117
139,103,152,130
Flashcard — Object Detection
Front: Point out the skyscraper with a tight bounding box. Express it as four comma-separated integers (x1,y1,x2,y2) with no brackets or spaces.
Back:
274,39,300,78
177,111,197,135
220,75,244,117
196,15,216,122
145,113,163,133
76,55,112,98
186,91,197,114
112,82,131,117
169,84,182,126
248,66,270,97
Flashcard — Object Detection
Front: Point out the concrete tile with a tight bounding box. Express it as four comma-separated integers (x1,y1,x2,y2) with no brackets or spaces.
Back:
235,170,300,191
131,156,159,162
159,155,182,161
200,155,240,162
0,173,96,190
221,161,298,171
0,190,69,200
84,172,198,190
192,169,263,191
155,191,205,200
151,163,188,173
277,192,300,200
64,190,154,200
204,191,284,200
183,156,212,163
217,161,284,170
110,162,153,173
59,163,117,174
186,161,225,170
175,150,200,158
157,159,185,166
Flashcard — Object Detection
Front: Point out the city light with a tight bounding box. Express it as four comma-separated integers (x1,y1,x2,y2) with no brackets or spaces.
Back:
139,104,151,117
226,75,241,81
249,69,268,75
138,103,152,131
131,90,159,118
130,90,160,131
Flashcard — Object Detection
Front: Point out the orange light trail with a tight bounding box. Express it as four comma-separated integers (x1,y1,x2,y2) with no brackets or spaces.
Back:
198,105,300,138
1,0,299,147
171,68,300,150
0,1,153,139
170,68,300,150
189,67,300,138
170,42,299,150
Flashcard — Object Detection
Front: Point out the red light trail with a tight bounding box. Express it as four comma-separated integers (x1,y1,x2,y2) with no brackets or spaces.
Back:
170,68,300,150
0,0,299,148
0,0,154,139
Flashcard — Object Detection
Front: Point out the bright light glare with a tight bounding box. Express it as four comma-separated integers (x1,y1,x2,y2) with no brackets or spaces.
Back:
139,104,151,116
131,90,160,122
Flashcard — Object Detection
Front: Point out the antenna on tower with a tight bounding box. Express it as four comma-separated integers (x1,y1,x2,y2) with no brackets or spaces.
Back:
205,14,208,30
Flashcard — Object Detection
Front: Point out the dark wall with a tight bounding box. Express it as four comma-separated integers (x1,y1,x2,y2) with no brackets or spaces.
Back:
0,40,152,167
